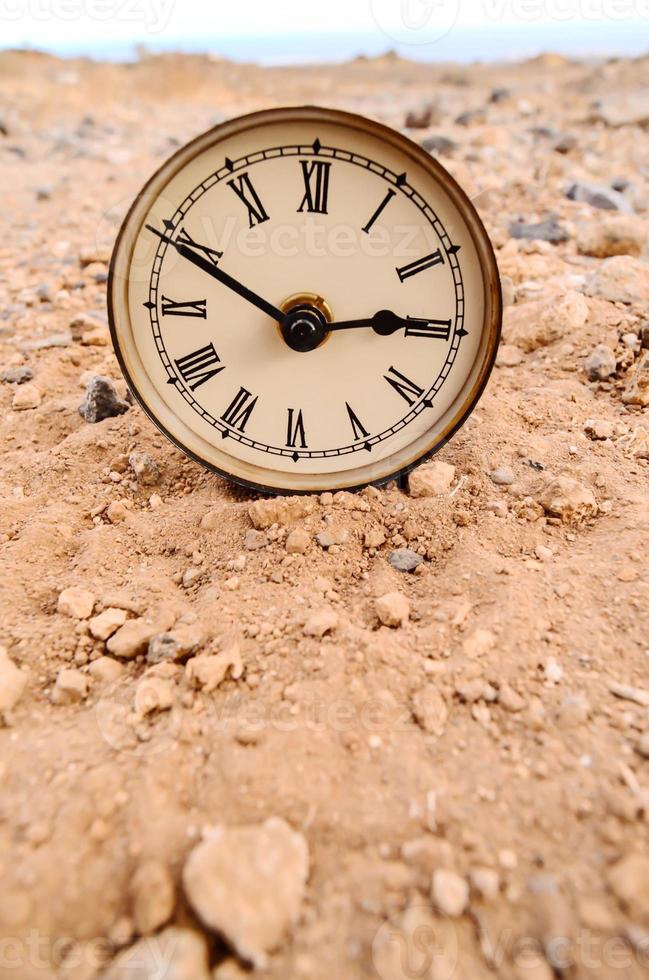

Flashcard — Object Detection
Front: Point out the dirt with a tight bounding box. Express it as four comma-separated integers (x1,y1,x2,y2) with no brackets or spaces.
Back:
1,47,649,980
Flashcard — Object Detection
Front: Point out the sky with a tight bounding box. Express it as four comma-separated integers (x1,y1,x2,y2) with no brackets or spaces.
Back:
1,0,648,60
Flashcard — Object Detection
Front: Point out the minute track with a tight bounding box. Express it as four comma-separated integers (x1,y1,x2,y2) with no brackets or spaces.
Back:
146,141,465,459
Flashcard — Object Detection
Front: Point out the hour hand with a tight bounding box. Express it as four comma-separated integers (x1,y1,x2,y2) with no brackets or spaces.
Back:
145,223,285,323
328,310,453,340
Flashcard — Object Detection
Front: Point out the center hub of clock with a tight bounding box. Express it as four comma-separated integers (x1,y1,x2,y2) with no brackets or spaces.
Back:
278,292,332,353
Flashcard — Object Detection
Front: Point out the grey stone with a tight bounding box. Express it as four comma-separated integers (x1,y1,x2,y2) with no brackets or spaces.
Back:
421,134,457,156
553,133,577,153
388,548,424,573
489,86,511,103
509,217,569,244
455,108,486,126
1,366,33,385
244,529,269,550
128,451,160,486
584,344,617,381
566,182,633,213
79,376,129,423
489,466,515,486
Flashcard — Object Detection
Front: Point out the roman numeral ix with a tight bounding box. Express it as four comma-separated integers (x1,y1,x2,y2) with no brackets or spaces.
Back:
173,343,224,391
396,249,444,282
161,296,207,319
221,386,258,432
227,172,270,228
384,366,425,406
297,160,331,214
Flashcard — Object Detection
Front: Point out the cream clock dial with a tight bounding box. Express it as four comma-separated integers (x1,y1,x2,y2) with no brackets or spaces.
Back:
109,106,501,494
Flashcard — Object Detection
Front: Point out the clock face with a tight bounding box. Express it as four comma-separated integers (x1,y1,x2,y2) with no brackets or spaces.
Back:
109,106,501,493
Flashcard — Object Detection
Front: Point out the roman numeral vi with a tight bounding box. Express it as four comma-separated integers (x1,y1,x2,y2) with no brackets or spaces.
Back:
286,408,307,448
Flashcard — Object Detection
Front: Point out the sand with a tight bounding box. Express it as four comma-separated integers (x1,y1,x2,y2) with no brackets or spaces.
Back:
0,47,649,979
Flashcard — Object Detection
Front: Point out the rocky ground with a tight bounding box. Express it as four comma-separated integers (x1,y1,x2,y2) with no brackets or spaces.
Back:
1,47,649,980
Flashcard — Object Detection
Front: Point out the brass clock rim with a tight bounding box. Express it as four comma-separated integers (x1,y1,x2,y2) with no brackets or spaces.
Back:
108,105,502,496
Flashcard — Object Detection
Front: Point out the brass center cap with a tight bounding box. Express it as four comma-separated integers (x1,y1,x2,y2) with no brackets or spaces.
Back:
278,292,333,353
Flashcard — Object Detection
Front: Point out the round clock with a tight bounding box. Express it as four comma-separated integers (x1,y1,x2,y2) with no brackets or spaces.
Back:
108,106,501,494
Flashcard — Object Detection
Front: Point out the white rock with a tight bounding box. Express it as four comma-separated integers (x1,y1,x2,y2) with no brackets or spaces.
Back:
285,528,310,554
585,256,649,306
100,926,210,980
375,592,410,628
88,607,128,640
57,586,96,620
303,608,338,637
182,817,309,968
130,859,175,935
52,667,90,705
431,868,469,917
185,645,243,693
12,383,42,410
537,476,597,524
408,460,455,497
0,646,27,715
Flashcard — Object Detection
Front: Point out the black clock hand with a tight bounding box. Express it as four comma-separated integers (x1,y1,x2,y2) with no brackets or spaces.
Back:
146,224,285,323
328,310,411,335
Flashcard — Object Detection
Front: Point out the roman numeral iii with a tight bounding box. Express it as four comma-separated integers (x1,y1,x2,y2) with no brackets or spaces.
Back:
174,344,224,391
161,296,207,319
297,160,331,214
384,366,425,406
227,172,270,228
405,317,452,340
396,249,444,282
221,386,258,432
286,408,307,448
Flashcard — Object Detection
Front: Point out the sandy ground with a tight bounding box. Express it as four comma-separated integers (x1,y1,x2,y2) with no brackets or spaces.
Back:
1,47,649,980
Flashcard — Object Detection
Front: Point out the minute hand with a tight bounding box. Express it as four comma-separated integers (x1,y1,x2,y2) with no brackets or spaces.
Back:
146,224,285,323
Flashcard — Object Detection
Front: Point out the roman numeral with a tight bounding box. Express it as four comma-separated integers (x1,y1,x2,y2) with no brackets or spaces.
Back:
161,296,207,319
286,408,307,448
396,249,444,282
346,402,369,440
384,366,424,406
227,172,269,228
174,344,224,391
297,160,331,214
177,227,222,267
405,317,452,340
221,386,258,432
362,189,396,234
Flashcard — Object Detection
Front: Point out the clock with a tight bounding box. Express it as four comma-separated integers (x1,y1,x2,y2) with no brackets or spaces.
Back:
108,106,501,494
